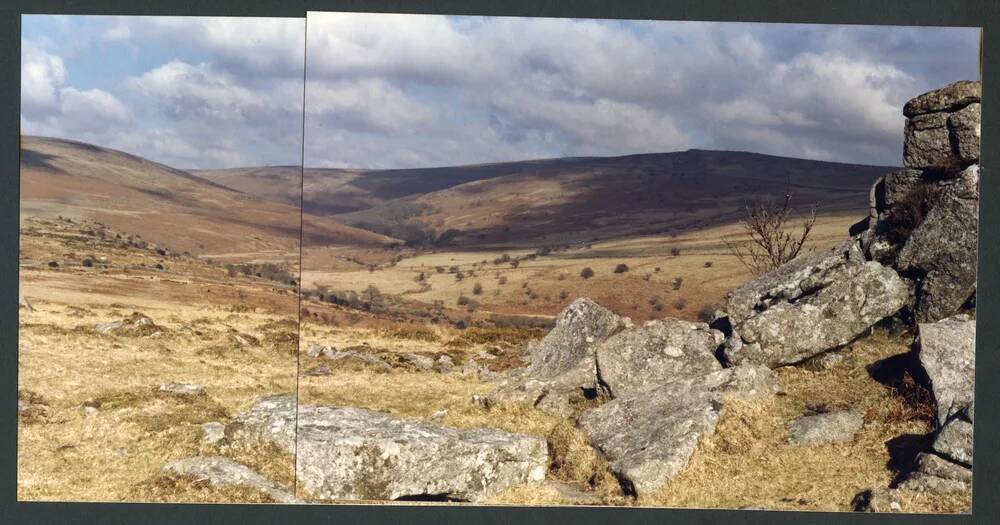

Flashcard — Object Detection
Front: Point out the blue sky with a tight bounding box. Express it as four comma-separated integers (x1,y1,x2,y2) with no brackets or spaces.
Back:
21,14,979,170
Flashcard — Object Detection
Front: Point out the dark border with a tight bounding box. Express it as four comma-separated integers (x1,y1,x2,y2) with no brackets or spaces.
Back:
1,1,997,524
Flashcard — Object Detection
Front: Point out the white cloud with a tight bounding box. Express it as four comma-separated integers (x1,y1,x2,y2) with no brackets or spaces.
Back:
20,42,67,115
128,60,270,123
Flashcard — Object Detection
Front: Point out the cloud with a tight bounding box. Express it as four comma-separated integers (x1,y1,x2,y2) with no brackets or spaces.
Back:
21,16,305,169
303,14,979,169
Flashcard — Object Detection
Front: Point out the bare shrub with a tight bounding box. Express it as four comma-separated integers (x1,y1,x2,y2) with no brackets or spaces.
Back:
473,283,483,295
723,193,817,275
613,263,629,274
673,298,688,311
580,267,595,279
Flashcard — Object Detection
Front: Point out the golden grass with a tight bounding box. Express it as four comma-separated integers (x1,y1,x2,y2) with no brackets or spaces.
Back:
643,331,968,513
17,227,298,503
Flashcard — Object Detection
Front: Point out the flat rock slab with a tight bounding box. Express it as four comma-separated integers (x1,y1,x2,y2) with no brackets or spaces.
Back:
225,395,548,502
916,315,975,424
786,410,864,445
162,456,297,503
595,319,723,398
295,405,548,502
901,452,972,494
578,365,777,497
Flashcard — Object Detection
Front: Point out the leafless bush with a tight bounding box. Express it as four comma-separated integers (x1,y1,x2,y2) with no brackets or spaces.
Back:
723,193,816,275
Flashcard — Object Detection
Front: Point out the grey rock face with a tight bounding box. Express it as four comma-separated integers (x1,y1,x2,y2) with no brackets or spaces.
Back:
162,456,297,503
903,80,981,118
577,365,777,496
901,452,971,493
595,319,723,398
932,418,973,466
949,103,981,165
95,312,162,336
904,112,952,170
488,298,629,416
526,298,629,382
400,353,435,372
786,410,864,445
915,315,976,424
902,82,980,170
225,394,298,452
897,165,979,322
294,405,548,502
724,241,908,367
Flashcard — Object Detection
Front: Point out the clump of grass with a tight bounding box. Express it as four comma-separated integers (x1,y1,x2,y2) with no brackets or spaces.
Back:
132,474,280,504
379,324,441,343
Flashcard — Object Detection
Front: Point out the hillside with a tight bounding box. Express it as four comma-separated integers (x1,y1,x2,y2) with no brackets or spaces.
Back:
302,151,893,247
19,136,394,261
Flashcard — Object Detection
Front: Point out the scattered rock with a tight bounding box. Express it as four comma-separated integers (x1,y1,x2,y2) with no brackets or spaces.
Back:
324,350,392,371
595,319,723,398
305,342,327,358
799,351,846,372
227,330,260,348
95,312,163,336
539,481,602,505
83,406,99,417
577,365,777,496
932,417,973,466
159,383,205,397
724,241,908,367
900,452,971,493
786,409,864,445
302,364,331,376
896,165,979,322
436,355,455,373
853,488,904,512
400,353,435,372
294,405,548,502
162,456,297,503
201,422,226,446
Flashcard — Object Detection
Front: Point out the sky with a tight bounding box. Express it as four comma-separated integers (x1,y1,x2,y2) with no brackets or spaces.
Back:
21,15,305,169
22,14,979,170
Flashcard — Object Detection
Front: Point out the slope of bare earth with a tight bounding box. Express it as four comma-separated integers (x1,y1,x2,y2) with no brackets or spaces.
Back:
21,136,393,264
18,217,300,502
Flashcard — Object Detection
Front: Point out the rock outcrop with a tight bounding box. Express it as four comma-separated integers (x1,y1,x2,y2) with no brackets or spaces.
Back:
858,80,980,322
488,298,630,416
595,319,723,398
722,240,908,367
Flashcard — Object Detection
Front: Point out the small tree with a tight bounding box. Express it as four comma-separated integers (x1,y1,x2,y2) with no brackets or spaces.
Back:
580,267,595,279
723,193,817,275
614,263,629,274
472,282,483,295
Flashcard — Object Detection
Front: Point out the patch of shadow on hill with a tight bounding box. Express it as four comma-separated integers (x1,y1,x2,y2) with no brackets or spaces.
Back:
20,149,66,174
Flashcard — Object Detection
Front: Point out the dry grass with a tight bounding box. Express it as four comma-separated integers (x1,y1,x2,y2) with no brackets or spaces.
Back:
18,220,297,502
644,330,968,513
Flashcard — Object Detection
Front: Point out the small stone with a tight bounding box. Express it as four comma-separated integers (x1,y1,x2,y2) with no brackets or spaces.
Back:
786,409,864,445
162,456,297,503
201,422,226,445
159,383,205,397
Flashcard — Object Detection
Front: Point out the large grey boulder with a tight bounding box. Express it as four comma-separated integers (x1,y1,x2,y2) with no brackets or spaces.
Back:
897,165,979,322
225,394,548,502
162,456,297,503
902,81,980,170
488,298,629,416
595,319,723,398
294,406,548,502
724,241,908,367
786,409,864,445
915,315,976,424
577,364,777,496
932,416,973,466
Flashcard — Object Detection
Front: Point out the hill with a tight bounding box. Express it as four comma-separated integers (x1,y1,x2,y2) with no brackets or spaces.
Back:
20,136,394,262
